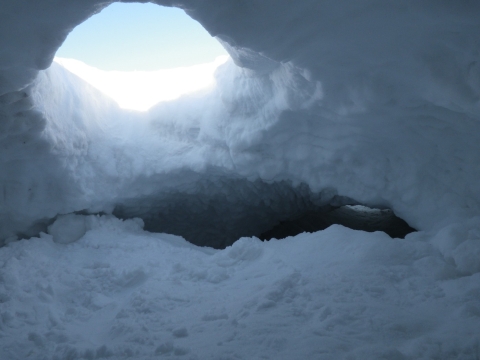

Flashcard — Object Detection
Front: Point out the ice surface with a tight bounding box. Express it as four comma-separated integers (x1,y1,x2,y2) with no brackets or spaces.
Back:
1,0,480,358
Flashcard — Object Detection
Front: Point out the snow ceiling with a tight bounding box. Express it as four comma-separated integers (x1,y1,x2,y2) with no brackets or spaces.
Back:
1,0,480,247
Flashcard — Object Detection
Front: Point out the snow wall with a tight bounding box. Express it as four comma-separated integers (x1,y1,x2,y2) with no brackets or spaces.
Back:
1,0,480,248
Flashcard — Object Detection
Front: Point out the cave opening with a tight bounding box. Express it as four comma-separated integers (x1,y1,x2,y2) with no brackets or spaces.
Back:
53,2,229,111
7,2,419,250
112,178,417,249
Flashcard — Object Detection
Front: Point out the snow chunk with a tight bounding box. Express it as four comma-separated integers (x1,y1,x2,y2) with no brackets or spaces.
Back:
47,214,86,244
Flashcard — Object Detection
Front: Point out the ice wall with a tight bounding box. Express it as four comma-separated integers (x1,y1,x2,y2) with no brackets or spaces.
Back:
1,0,480,245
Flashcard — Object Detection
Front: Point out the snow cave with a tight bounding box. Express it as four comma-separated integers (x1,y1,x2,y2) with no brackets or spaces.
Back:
0,1,479,359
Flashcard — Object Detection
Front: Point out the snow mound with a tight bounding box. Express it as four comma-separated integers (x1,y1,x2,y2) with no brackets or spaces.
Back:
47,214,87,244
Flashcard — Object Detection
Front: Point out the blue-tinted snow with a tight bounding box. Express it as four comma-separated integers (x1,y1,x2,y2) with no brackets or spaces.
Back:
0,1,479,358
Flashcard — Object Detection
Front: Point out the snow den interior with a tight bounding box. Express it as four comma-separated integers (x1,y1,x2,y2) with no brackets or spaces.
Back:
1,1,480,358
1,0,429,248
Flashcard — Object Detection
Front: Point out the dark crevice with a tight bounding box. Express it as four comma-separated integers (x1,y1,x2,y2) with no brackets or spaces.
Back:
260,205,416,240
113,179,341,249
112,177,416,248
5,179,416,248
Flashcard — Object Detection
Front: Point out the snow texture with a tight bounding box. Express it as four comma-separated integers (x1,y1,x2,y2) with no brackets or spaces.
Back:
1,0,480,358
1,215,480,359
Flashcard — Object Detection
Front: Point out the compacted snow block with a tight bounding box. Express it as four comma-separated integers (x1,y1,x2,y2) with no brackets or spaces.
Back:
47,214,87,244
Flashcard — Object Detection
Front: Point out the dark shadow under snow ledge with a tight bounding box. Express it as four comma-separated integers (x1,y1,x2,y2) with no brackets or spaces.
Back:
260,205,416,241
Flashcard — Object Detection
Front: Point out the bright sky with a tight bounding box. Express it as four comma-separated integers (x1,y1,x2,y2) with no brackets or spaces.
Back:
56,3,228,71
54,2,229,111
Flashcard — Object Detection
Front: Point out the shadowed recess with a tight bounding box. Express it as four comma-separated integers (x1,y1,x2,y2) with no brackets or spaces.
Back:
112,179,416,248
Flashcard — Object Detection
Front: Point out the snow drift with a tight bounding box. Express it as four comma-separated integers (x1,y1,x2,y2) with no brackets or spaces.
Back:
1,0,480,358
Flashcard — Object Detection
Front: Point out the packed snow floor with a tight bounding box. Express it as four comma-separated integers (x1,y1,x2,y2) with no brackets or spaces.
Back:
1,215,479,359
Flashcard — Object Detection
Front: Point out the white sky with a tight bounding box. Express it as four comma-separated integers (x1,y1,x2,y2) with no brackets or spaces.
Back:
54,2,230,111
56,3,228,71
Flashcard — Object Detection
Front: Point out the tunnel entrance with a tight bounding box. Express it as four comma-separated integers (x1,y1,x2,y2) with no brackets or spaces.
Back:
112,178,416,249
4,180,416,248
54,2,228,110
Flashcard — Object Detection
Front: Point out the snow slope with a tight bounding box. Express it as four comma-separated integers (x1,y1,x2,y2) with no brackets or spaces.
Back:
1,215,479,359
1,1,480,358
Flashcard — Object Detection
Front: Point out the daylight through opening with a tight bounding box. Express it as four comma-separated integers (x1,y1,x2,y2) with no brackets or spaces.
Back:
54,2,229,111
